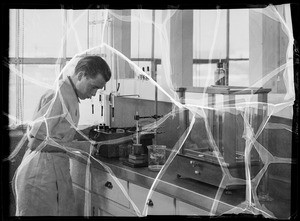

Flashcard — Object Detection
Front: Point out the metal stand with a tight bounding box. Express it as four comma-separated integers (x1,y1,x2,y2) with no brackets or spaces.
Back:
176,86,272,191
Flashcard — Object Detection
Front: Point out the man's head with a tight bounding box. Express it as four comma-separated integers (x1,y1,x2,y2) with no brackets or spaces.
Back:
73,55,111,100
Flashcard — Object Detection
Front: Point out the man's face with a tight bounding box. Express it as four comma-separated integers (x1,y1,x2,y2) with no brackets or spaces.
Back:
76,72,107,100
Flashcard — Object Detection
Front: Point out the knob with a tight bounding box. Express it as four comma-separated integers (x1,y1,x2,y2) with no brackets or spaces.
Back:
147,199,154,207
190,160,195,167
195,170,200,175
104,181,113,189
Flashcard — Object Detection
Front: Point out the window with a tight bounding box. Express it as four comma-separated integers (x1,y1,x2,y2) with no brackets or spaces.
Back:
9,9,113,126
23,10,64,58
9,10,66,125
193,9,250,87
131,10,163,59
66,10,88,57
8,7,295,125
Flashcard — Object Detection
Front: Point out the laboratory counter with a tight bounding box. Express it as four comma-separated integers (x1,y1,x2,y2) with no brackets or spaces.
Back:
69,151,290,217
8,129,290,217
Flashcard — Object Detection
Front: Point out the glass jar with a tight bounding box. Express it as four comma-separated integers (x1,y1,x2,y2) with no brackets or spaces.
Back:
147,145,166,171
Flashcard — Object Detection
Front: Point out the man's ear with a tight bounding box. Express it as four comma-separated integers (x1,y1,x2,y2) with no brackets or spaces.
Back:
77,71,85,81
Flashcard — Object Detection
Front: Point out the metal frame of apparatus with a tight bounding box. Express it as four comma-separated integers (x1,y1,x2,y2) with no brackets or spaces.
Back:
176,86,272,194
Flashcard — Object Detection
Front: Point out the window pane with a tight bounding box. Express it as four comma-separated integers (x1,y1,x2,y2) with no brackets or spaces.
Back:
284,4,293,59
23,10,64,57
9,65,17,125
9,9,16,58
24,64,59,121
154,10,162,59
88,10,111,48
228,60,249,86
131,10,152,58
193,63,215,87
229,9,249,58
67,10,88,57
9,64,60,124
193,10,227,59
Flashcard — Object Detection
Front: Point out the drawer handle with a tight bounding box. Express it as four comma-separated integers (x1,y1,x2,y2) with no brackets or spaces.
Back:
147,199,154,207
104,181,113,189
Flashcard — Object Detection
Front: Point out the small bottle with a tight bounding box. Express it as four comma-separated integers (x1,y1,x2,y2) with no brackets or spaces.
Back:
98,124,104,132
146,66,150,80
140,67,145,80
214,61,226,85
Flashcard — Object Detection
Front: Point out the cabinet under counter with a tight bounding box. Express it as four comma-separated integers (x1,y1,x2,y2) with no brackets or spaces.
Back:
69,154,290,218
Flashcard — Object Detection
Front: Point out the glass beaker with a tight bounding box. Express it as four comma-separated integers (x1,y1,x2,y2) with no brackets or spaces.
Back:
147,145,166,171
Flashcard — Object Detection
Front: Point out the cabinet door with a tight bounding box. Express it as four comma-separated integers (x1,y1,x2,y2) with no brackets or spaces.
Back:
73,183,98,216
129,183,175,216
91,193,112,216
176,200,210,216
147,191,176,215
91,192,134,216
91,167,130,209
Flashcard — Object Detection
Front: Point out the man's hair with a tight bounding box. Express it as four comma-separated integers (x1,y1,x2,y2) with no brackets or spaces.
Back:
75,55,111,82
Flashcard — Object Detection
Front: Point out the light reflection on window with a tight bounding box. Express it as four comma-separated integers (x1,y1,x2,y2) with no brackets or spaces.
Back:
23,10,64,58
130,10,152,59
66,10,88,57
229,9,249,59
9,64,60,123
228,60,249,86
194,10,227,60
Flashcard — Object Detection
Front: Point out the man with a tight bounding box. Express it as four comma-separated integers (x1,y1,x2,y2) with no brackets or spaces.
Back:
13,55,111,216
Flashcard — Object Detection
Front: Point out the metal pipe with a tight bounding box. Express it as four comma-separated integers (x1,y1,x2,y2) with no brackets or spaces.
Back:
135,111,139,144
226,9,230,86
151,10,157,145
117,94,140,97
15,9,20,125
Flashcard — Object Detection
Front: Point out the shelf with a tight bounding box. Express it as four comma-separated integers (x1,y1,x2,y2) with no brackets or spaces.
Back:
176,86,271,95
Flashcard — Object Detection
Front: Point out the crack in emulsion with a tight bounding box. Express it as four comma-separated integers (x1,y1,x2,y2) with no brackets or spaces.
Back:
7,5,295,218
